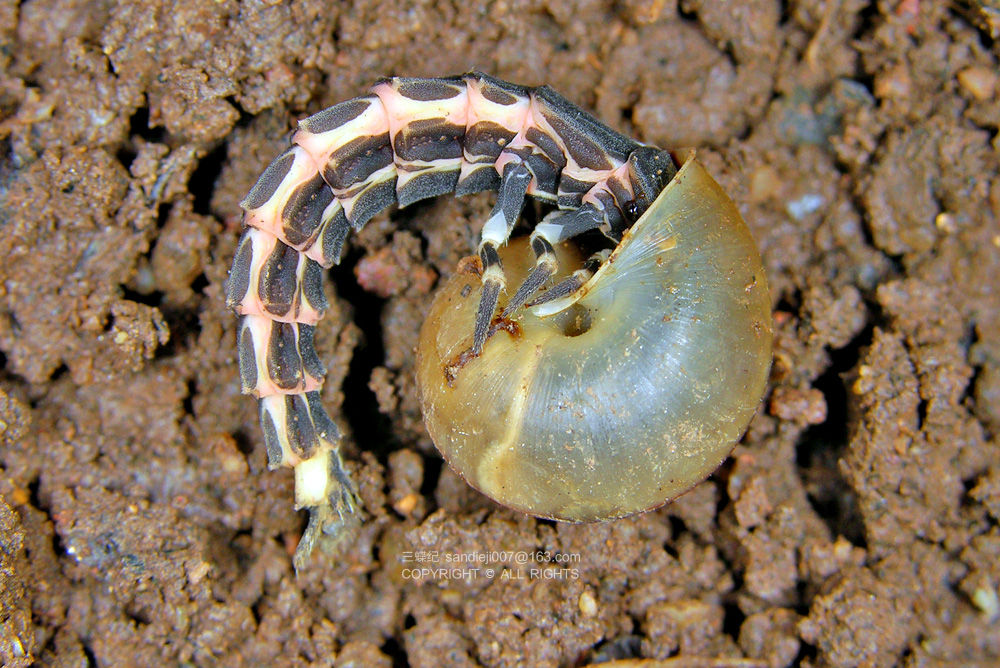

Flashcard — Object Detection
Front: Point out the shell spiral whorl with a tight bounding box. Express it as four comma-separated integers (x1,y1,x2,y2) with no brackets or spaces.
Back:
416,156,773,521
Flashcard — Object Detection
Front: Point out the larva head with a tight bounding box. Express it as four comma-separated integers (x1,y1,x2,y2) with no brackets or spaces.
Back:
416,156,773,523
626,147,677,212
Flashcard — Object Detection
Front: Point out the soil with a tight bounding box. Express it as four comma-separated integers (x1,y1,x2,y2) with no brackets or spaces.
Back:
1,1,999,667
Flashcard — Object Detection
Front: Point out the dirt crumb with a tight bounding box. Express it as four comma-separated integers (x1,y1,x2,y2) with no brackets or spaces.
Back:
0,496,33,667
798,566,914,668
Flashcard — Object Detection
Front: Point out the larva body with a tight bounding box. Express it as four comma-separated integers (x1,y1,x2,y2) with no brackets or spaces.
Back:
226,72,771,567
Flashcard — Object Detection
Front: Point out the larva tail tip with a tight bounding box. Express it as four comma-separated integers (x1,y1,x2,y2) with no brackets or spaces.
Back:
291,451,361,572
293,500,362,573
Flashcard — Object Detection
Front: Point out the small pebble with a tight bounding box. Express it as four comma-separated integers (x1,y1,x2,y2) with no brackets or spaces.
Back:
393,492,419,516
786,193,824,220
957,66,997,101
749,165,780,203
579,588,598,618
972,585,1000,621
934,213,957,234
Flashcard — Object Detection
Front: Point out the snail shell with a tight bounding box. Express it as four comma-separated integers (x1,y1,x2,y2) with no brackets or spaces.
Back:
416,155,772,521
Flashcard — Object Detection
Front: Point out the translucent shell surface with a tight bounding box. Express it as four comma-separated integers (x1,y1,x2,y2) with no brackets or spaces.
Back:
416,156,773,522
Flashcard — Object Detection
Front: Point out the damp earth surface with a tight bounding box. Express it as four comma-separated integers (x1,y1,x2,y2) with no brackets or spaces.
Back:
1,1,1000,667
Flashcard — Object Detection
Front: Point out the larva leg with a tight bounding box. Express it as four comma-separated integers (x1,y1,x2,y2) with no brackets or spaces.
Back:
501,234,557,319
473,160,533,354
501,202,606,317
529,249,611,309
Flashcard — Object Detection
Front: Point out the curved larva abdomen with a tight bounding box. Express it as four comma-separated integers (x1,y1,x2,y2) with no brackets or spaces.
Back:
226,72,768,568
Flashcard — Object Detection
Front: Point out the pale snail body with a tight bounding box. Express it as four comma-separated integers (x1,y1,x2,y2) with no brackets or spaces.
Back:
417,156,773,521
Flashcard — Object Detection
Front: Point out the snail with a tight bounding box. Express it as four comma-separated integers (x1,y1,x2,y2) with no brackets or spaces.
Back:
226,72,772,566
416,156,772,522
